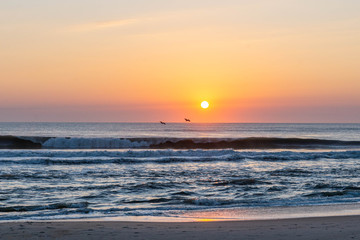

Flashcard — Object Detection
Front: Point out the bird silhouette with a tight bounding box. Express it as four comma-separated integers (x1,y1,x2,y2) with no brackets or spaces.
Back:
184,118,191,122
160,121,166,125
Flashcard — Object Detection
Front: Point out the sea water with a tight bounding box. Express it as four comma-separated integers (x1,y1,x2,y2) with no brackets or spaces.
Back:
1,122,360,221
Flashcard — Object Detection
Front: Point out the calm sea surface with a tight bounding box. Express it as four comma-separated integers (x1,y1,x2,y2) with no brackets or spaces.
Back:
1,122,360,221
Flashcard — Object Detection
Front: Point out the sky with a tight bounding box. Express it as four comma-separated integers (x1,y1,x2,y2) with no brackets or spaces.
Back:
1,0,360,122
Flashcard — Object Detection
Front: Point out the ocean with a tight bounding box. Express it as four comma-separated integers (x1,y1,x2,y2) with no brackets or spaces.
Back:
1,122,360,221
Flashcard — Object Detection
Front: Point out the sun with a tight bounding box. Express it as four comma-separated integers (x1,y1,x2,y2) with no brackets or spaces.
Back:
201,101,209,109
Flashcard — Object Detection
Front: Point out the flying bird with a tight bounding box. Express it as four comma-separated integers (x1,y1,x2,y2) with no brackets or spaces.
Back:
160,121,166,125
184,118,191,122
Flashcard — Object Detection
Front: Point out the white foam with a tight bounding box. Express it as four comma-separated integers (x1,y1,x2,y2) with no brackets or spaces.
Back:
42,137,151,149
0,149,360,165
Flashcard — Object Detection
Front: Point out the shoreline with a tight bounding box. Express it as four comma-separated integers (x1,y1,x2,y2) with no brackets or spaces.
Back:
1,215,360,239
2,202,360,223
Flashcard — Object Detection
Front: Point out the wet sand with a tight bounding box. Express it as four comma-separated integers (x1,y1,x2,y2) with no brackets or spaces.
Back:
1,215,360,239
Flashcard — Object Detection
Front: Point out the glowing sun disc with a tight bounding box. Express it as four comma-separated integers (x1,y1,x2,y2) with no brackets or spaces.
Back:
201,101,209,109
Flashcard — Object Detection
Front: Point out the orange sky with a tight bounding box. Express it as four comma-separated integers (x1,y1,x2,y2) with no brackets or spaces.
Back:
1,0,360,122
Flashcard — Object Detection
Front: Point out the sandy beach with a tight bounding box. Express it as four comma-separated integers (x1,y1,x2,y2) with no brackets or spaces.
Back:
1,215,360,240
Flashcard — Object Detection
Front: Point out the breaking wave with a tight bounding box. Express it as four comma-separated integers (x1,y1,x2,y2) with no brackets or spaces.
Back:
1,136,360,150
1,149,360,165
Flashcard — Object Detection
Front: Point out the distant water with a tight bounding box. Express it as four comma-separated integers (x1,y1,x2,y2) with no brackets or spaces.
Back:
1,122,360,221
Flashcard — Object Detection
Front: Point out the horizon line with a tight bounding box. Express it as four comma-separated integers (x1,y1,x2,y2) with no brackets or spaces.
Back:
0,121,359,124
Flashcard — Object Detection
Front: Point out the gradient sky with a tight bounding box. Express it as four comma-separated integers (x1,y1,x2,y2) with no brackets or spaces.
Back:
1,0,359,122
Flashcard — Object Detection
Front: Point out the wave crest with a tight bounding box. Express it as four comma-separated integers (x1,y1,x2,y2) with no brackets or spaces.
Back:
2,136,360,150
1,149,360,165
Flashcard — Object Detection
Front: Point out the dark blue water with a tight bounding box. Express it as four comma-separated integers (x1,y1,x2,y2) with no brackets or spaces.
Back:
1,123,360,221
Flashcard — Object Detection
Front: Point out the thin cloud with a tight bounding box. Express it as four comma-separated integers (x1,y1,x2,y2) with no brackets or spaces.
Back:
67,18,140,32
63,4,237,34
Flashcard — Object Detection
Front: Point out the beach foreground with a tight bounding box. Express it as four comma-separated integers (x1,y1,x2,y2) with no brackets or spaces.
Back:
1,215,360,240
